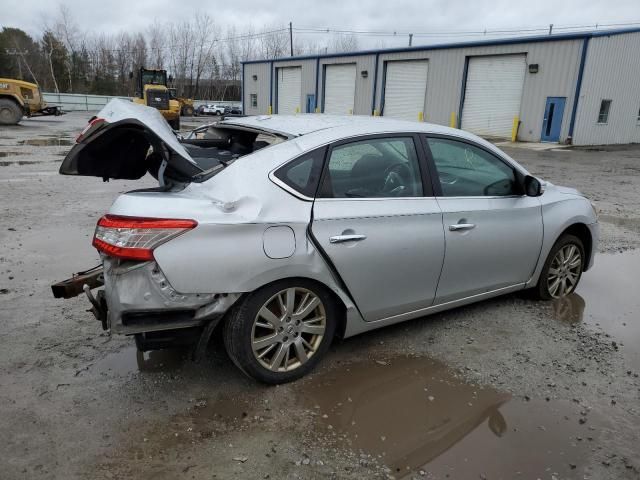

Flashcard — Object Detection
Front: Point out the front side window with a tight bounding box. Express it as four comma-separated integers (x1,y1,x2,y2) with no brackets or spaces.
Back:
319,137,423,198
274,148,325,198
597,99,611,124
426,137,519,197
250,94,258,108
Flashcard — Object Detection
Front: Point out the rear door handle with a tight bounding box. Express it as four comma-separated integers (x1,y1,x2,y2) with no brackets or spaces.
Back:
330,234,367,244
449,223,476,231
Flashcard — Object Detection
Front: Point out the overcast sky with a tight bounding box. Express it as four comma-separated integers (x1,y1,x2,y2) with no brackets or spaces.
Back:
2,0,639,49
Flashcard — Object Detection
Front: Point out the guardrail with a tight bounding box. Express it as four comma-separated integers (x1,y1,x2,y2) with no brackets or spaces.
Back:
42,92,241,112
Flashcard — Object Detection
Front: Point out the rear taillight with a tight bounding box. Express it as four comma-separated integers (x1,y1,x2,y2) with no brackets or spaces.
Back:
92,215,197,261
76,117,105,143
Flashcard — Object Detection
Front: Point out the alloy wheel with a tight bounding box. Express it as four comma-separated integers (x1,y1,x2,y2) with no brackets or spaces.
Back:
251,287,326,372
547,244,582,298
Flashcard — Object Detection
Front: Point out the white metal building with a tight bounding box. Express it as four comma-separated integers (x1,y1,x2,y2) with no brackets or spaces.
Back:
242,28,640,145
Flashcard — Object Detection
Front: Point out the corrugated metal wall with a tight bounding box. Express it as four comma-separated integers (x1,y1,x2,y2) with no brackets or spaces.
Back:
573,32,640,145
243,31,640,144
272,59,317,113
373,39,582,142
244,62,271,115
318,55,376,115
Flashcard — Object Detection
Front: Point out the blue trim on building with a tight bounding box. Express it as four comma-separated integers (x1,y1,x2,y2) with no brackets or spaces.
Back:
269,61,274,112
379,60,388,115
241,27,640,65
241,62,245,113
314,57,320,111
568,37,590,141
457,56,470,129
371,53,379,114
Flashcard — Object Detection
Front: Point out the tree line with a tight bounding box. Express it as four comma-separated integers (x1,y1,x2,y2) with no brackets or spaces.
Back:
0,7,359,101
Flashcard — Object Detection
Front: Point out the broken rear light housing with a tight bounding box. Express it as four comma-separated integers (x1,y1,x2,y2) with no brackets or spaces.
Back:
93,215,197,261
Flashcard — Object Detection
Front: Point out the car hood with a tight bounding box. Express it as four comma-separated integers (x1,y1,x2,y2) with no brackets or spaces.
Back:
59,98,201,181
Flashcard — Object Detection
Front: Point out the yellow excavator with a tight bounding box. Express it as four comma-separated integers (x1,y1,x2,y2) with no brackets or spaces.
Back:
0,78,63,125
131,68,181,130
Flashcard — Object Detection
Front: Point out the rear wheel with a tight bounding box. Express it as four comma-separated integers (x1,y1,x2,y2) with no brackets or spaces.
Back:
182,105,194,116
223,279,337,384
534,234,584,300
0,98,23,125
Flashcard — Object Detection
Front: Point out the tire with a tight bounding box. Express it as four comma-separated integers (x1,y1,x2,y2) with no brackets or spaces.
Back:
168,117,180,130
223,279,337,384
182,105,194,116
0,98,23,125
533,234,585,300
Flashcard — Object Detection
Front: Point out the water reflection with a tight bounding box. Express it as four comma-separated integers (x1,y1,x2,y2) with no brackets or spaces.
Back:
552,292,585,323
300,356,510,473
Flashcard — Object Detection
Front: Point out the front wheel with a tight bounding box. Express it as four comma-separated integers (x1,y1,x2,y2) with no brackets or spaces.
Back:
534,234,584,300
168,117,180,130
223,279,337,384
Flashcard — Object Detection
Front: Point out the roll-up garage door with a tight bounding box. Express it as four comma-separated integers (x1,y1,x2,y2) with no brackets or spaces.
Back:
323,64,356,114
461,55,526,137
383,60,429,121
277,67,302,114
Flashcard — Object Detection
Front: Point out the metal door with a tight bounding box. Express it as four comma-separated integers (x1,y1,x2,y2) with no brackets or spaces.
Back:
541,97,566,142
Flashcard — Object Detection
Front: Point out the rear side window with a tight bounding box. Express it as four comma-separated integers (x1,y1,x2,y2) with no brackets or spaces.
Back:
274,147,326,198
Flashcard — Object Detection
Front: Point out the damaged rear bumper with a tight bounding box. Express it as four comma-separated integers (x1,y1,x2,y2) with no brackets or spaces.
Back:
53,258,240,336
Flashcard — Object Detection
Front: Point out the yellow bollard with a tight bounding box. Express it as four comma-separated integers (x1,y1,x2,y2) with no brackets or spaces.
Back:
449,111,456,128
315,107,320,113
373,109,379,116
418,111,424,122
295,106,300,114
267,105,272,115
511,116,520,142
348,108,353,115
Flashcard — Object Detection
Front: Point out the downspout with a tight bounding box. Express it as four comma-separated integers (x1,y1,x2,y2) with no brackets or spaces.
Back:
371,53,379,115
457,56,470,129
314,57,320,111
269,61,274,114
567,37,590,144
241,63,245,114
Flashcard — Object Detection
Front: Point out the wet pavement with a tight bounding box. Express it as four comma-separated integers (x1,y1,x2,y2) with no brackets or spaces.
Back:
1,113,640,479
554,251,640,369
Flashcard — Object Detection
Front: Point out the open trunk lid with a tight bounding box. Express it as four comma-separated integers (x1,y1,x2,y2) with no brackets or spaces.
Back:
60,98,202,182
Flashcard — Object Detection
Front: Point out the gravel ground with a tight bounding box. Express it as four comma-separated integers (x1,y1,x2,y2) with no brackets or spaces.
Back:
0,113,639,480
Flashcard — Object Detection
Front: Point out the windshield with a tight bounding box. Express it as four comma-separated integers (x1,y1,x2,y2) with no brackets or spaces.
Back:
141,70,167,86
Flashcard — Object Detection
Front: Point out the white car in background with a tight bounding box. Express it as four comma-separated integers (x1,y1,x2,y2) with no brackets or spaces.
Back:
200,104,226,115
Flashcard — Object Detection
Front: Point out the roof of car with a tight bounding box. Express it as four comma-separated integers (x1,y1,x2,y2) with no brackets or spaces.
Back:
219,114,464,139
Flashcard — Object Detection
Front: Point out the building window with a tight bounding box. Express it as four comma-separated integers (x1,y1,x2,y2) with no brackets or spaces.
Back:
250,94,257,108
597,99,611,124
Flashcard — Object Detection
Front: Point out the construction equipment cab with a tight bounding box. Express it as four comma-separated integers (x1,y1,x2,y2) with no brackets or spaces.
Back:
0,78,62,125
131,68,181,130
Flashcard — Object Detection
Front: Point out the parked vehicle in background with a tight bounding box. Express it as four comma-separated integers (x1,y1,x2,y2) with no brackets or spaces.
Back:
53,99,599,384
227,105,243,114
0,78,63,125
200,104,226,115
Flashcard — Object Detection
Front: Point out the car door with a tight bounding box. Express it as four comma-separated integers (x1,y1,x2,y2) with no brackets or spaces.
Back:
311,134,445,322
422,135,543,304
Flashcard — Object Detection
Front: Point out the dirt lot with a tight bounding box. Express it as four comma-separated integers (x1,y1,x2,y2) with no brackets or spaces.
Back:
1,112,639,480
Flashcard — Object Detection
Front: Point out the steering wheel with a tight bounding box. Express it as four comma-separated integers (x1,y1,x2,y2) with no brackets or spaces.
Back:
381,163,412,196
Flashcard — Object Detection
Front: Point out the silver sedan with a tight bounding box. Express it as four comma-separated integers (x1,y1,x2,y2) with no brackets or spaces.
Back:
56,99,599,383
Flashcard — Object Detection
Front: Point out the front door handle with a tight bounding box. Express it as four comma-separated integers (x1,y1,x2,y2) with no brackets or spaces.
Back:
330,234,367,244
449,223,476,231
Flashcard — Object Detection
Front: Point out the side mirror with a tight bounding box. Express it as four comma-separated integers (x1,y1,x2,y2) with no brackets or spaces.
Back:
524,175,543,197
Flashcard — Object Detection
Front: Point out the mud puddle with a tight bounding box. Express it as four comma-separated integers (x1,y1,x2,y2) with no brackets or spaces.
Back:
299,356,602,479
553,251,640,369
0,151,25,158
94,346,188,375
18,137,73,146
